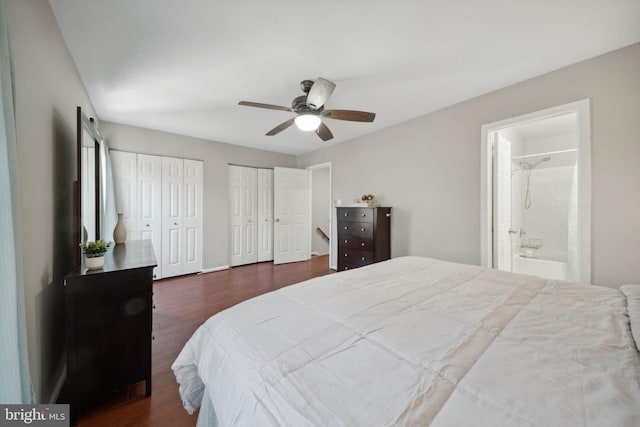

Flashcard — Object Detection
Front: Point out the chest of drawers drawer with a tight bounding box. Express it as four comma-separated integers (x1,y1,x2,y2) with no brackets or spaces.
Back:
338,221,373,238
339,236,373,249
340,248,375,265
339,208,374,222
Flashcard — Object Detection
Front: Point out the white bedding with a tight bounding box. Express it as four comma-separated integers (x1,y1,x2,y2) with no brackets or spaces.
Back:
172,256,640,426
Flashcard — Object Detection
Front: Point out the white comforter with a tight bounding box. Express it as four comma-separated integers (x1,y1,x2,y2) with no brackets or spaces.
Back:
172,257,640,426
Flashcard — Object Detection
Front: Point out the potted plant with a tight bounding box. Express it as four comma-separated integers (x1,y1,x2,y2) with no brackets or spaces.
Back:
80,239,113,270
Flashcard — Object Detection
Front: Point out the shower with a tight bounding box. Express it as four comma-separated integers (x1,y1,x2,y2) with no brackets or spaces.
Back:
519,157,551,209
486,102,590,284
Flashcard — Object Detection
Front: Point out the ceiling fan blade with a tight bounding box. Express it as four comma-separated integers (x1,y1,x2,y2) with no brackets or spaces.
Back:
323,109,376,122
266,118,296,136
306,78,336,110
239,101,292,112
315,122,334,142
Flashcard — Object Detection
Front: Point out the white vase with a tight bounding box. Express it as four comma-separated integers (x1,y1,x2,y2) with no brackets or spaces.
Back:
85,255,105,270
114,213,127,244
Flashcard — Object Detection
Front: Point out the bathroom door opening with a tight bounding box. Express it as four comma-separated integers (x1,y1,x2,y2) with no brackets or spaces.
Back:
480,100,591,283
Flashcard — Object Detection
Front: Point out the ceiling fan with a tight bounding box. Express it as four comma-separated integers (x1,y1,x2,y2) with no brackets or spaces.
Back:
238,78,375,142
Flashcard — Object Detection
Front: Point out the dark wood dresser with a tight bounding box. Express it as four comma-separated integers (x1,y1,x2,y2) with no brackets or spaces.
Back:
337,207,391,271
64,240,157,419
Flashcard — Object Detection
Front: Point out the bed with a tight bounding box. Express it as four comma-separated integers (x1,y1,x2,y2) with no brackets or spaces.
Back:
172,256,640,426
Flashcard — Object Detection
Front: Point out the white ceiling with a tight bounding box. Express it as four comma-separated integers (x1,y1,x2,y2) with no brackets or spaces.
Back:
49,0,640,155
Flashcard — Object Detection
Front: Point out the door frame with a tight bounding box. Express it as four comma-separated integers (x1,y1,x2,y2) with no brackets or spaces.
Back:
480,99,592,283
306,162,333,269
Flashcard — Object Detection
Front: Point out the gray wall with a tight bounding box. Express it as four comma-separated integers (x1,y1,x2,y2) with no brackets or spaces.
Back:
7,0,97,402
100,122,296,269
298,43,640,288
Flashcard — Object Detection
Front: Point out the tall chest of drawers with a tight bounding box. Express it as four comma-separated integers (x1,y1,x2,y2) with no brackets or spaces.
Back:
337,207,391,271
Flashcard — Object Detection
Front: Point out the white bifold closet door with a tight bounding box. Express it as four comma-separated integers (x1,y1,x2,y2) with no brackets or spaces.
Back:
183,159,204,274
229,165,273,266
257,169,274,262
111,149,202,279
137,154,162,279
162,157,203,278
110,151,138,242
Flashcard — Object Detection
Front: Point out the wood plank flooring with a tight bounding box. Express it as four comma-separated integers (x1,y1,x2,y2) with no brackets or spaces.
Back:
76,255,332,426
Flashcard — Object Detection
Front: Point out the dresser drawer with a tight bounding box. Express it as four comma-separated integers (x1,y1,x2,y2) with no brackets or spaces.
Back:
340,249,375,265
339,236,373,249
338,208,374,222
338,221,374,239
338,257,374,271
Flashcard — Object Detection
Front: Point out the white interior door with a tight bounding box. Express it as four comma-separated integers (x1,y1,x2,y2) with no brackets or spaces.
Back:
162,156,184,278
257,169,274,262
138,154,162,279
183,159,203,274
494,132,513,271
273,167,311,265
110,150,138,242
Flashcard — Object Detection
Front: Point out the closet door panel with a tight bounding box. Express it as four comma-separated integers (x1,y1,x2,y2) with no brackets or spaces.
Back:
183,159,203,274
137,154,162,279
242,167,258,264
110,151,138,242
229,165,244,266
162,157,184,278
257,169,273,262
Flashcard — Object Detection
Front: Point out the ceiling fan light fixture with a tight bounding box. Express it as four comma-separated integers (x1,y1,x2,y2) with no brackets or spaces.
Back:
294,114,321,132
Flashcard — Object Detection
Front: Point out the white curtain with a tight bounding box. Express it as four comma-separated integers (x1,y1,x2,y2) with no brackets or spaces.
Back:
100,140,117,241
0,0,34,403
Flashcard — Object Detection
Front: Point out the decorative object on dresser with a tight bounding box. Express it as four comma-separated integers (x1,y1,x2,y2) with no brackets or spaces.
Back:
337,207,391,271
64,240,157,424
113,213,127,244
79,239,112,270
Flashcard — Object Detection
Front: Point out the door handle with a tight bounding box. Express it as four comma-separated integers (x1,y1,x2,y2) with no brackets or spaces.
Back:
275,218,280,222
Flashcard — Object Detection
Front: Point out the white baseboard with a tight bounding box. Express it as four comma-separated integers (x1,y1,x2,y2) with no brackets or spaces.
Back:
310,251,320,256
201,265,230,274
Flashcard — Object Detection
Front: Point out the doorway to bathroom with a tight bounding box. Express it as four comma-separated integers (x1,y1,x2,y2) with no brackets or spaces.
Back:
480,100,591,283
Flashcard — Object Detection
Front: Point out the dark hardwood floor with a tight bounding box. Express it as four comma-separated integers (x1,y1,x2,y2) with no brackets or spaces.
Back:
76,255,332,426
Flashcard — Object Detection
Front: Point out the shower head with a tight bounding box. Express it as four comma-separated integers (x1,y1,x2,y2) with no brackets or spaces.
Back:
519,156,551,170
532,156,551,168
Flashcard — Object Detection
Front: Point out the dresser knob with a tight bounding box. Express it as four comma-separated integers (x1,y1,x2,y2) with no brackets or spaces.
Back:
361,242,365,246
344,266,349,270
344,240,348,243
344,253,348,257
361,228,366,232
361,213,366,217
361,257,365,261
344,226,348,230
344,213,348,216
